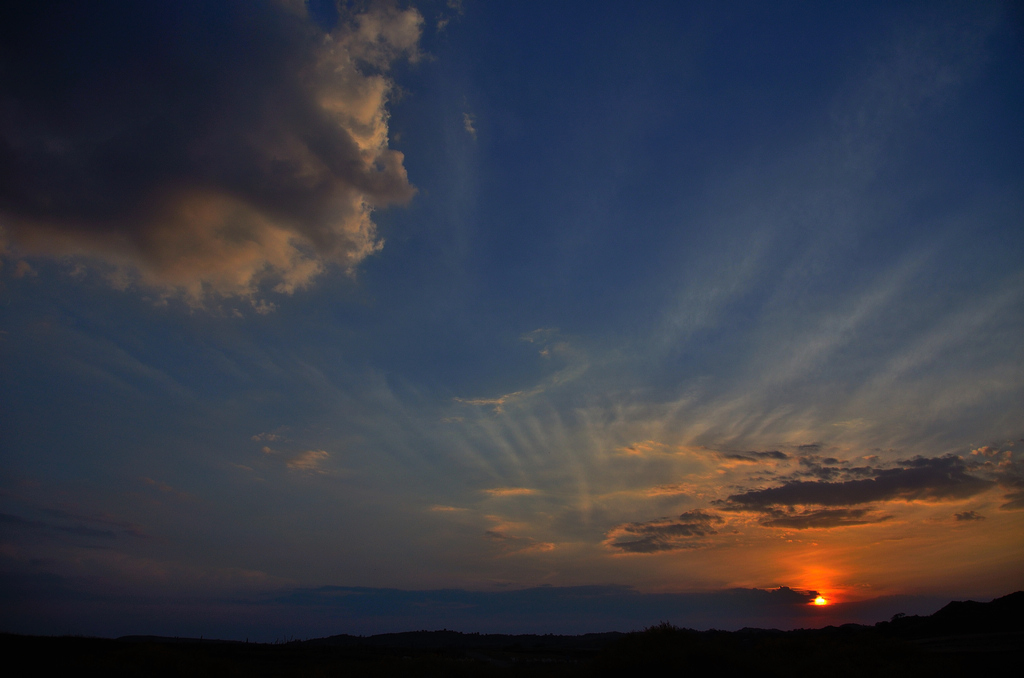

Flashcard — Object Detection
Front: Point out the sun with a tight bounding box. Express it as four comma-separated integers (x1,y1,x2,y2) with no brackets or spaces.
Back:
813,596,828,606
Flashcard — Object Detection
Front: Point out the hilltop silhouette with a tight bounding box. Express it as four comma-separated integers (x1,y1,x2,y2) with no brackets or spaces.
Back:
3,591,1020,676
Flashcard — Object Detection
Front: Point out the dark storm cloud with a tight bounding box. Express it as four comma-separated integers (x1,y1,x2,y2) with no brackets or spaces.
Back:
721,456,993,510
0,0,420,303
605,510,723,553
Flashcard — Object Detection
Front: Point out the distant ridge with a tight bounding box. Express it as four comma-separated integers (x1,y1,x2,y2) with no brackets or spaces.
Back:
286,590,1024,648
298,629,624,651
2,591,1020,676
875,590,1024,637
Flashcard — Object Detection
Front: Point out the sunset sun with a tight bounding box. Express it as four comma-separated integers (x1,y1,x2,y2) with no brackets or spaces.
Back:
813,596,829,606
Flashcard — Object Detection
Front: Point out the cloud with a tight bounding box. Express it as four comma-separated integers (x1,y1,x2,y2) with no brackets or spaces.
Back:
252,432,284,442
753,450,790,460
0,508,146,543
605,510,723,554
462,112,477,140
482,487,536,497
454,391,527,413
722,450,790,463
964,441,1024,510
484,529,555,554
139,477,195,503
998,481,1024,511
758,508,891,529
0,0,421,306
0,512,119,540
954,510,985,521
619,440,673,457
644,484,695,497
12,260,35,278
286,449,330,472
721,456,994,510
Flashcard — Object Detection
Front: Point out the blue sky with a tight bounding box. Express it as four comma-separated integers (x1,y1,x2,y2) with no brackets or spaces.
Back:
1,0,1022,638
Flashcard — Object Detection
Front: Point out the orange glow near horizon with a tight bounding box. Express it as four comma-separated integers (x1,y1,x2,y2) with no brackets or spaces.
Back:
813,596,828,606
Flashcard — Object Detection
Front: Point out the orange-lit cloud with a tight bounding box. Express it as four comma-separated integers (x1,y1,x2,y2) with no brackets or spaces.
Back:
485,529,556,555
619,440,670,457
285,449,330,472
644,483,698,497
483,487,537,497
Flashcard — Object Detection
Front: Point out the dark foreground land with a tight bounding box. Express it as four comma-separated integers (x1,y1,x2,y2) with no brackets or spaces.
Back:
3,591,1021,676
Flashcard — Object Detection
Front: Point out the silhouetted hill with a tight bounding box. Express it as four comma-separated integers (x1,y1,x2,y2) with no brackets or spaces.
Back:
301,629,624,651
2,591,1020,676
874,590,1024,637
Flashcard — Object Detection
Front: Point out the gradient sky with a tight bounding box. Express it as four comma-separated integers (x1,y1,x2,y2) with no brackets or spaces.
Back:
2,0,1023,639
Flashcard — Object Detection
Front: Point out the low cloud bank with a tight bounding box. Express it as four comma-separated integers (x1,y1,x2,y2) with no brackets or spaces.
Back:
4,575,955,639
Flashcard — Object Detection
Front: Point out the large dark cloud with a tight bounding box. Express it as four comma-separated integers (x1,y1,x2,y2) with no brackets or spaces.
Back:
721,456,994,510
0,0,420,304
605,509,723,553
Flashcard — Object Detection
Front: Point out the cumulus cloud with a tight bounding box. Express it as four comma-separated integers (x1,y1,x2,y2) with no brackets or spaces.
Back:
0,0,421,306
605,509,723,553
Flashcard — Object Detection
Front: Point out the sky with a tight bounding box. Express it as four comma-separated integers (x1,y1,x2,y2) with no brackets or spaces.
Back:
1,0,1023,639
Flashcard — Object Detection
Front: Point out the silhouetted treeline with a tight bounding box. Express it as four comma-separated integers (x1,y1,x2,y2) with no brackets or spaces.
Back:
3,591,1020,676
